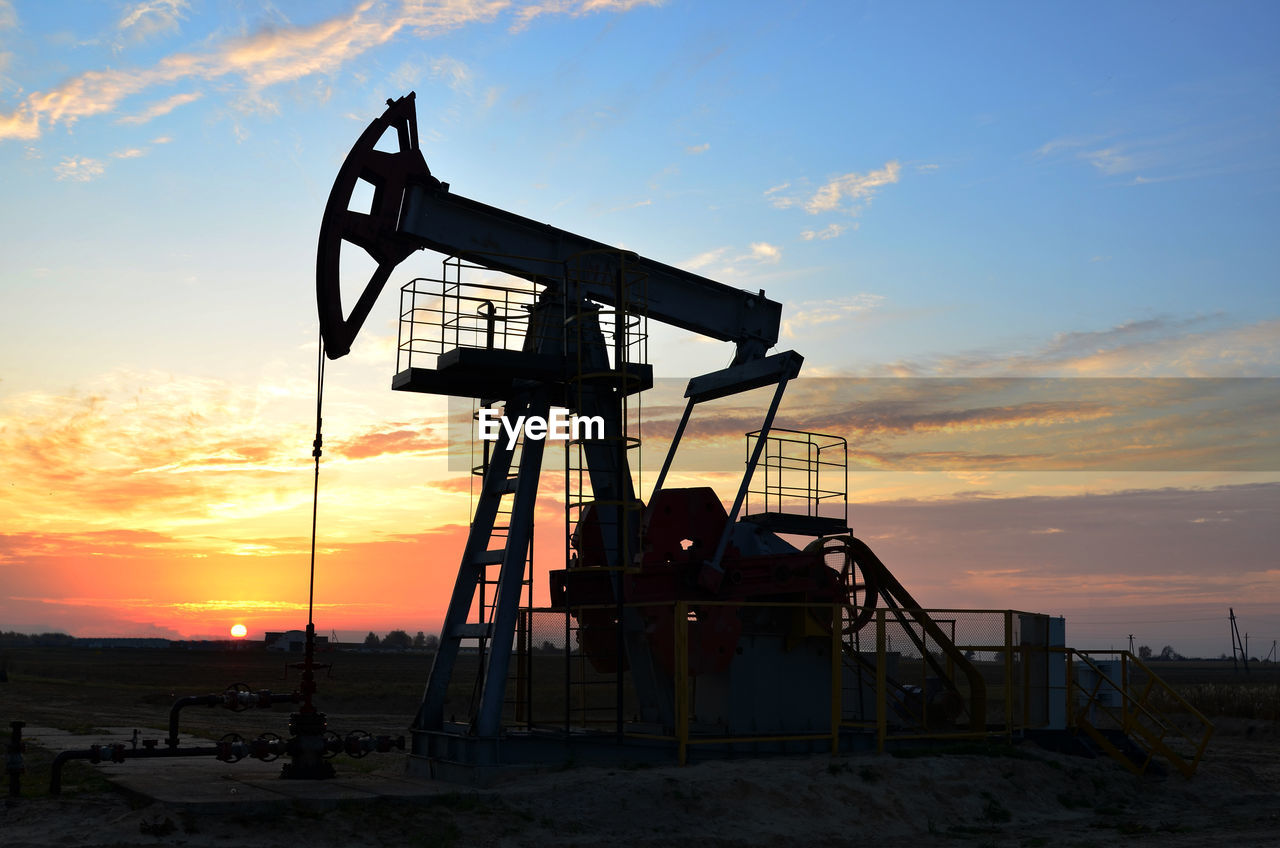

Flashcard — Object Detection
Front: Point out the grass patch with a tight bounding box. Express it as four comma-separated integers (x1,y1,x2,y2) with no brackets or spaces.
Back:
10,743,116,798
1154,681,1280,721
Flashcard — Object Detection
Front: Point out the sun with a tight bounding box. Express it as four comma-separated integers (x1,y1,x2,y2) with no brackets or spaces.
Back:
230,623,248,638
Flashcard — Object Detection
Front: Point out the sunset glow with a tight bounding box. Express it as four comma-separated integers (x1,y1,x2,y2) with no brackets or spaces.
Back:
1,2,1276,658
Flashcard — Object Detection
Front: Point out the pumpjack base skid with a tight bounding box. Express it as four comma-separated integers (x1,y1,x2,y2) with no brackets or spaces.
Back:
407,726,877,786
392,348,654,400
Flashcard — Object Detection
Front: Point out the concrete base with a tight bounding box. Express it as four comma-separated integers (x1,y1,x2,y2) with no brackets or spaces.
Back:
408,725,880,786
23,726,437,811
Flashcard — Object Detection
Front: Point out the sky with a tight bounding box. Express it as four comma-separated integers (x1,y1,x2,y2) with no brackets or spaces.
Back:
1,0,1277,658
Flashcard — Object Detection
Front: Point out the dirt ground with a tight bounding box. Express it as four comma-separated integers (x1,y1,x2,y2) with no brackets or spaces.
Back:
2,718,1277,848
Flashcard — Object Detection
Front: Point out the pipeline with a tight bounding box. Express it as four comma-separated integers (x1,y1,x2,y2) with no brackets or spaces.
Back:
167,685,300,748
49,731,404,795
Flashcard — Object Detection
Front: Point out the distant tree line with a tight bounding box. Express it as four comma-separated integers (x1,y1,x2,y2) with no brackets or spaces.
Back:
361,630,440,651
0,631,75,647
1137,645,1185,661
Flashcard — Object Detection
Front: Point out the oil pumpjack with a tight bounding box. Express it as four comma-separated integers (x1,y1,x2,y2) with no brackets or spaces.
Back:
317,93,985,776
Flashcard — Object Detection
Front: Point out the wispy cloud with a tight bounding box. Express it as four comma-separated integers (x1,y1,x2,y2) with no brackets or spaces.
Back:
0,0,16,31
1,0,660,142
511,0,664,32
116,0,189,47
1033,128,1265,185
804,161,900,213
681,246,730,272
685,142,710,155
767,162,902,219
334,424,448,460
116,90,203,125
782,294,883,337
430,55,472,92
681,242,786,277
800,223,849,241
877,316,1280,379
111,147,147,159
54,155,106,181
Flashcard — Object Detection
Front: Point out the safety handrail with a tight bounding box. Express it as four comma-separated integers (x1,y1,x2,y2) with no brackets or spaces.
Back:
1067,649,1213,777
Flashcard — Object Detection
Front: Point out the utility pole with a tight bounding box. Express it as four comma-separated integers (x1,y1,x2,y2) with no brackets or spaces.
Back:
1229,608,1250,675
1128,634,1135,654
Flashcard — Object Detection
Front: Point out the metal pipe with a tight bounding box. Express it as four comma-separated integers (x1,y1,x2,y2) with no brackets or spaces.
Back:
167,695,221,747
168,690,299,748
51,745,220,795
6,721,23,798
49,731,401,794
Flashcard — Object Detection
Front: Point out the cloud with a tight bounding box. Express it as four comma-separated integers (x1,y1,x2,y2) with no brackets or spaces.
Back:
782,293,883,336
53,155,106,181
0,1,15,31
681,246,730,272
7,0,653,141
1082,146,1135,175
680,243,788,277
851,484,1280,642
116,0,189,46
111,147,147,158
334,423,448,460
0,106,38,140
429,56,471,92
511,0,664,31
800,223,848,241
641,375,1280,474
878,316,1280,379
685,142,710,155
749,241,781,263
803,161,900,214
1032,130,1254,185
767,162,901,217
116,90,203,125
0,370,314,524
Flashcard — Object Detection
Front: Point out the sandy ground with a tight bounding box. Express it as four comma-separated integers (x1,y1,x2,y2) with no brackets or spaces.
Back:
3,719,1278,847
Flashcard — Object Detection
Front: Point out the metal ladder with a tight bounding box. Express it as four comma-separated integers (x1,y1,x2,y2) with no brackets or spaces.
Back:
415,386,551,738
468,399,534,726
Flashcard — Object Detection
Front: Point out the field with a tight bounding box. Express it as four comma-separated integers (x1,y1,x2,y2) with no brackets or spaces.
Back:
1,646,1278,847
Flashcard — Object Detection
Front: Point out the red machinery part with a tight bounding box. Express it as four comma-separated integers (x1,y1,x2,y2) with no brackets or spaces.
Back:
554,487,844,676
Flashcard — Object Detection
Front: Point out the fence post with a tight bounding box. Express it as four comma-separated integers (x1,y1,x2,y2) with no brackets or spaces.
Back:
675,601,688,766
831,603,841,754
876,609,887,753
1004,611,1014,743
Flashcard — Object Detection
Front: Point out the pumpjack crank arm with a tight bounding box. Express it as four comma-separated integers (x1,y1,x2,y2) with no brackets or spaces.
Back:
316,92,783,364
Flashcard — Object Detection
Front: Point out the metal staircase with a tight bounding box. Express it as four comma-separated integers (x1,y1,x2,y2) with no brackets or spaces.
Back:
414,387,551,739
1068,650,1213,777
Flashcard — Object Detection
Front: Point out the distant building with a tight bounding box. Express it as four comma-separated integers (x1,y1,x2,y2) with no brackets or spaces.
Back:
264,630,330,652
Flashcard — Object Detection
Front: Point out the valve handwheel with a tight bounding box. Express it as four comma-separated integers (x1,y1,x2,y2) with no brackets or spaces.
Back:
223,682,253,712
316,92,433,359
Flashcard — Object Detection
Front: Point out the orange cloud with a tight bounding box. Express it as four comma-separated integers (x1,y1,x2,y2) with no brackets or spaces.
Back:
1,0,662,141
334,425,448,460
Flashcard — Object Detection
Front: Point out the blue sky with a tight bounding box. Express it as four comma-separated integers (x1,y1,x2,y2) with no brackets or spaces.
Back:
1,1,1277,653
